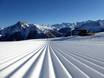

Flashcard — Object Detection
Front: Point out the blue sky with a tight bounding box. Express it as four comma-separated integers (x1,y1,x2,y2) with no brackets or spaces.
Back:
0,0,104,27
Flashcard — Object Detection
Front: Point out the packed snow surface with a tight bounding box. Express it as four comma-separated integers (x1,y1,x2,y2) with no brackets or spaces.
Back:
0,36,104,78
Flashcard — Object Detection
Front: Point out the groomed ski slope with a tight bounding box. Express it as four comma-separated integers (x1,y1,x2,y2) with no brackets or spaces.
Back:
0,37,104,78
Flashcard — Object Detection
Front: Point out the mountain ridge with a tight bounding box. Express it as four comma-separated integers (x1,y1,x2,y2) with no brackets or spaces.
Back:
1,19,104,41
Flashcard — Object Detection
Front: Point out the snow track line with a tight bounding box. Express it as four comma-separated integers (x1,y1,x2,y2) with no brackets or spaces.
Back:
69,51,104,67
0,40,104,78
52,43,104,74
59,48,104,75
0,45,45,72
10,45,47,78
4,45,46,78
0,46,44,68
50,46,90,78
22,45,48,78
65,51,104,74
0,46,43,65
53,42,104,67
39,45,56,78
50,45,72,78
69,51,104,62
52,45,104,78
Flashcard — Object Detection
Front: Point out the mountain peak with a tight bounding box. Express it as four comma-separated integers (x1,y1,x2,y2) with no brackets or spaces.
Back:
16,21,29,28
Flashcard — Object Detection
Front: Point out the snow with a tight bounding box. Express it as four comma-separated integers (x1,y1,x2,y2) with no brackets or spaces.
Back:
0,34,2,37
0,37,104,78
21,23,29,28
34,24,54,33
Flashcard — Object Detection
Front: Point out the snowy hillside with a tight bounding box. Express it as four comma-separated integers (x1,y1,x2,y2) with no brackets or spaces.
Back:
0,37,104,78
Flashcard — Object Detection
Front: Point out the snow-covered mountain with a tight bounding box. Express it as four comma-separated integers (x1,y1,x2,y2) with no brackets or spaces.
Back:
52,23,75,30
0,21,47,41
75,20,104,32
0,21,76,41
34,24,55,33
1,19,104,41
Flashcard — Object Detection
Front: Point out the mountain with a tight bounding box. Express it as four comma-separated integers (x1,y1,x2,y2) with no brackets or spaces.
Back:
58,27,71,37
72,20,104,35
76,20,104,32
0,21,47,41
45,29,62,38
34,24,55,34
52,23,75,30
1,19,104,41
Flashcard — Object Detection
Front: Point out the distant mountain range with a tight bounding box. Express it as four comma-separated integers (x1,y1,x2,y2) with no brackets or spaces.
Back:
1,19,104,41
